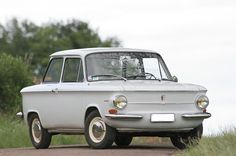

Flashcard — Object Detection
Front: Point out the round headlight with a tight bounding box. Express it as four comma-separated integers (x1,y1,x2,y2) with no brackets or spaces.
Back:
113,95,127,109
196,95,209,109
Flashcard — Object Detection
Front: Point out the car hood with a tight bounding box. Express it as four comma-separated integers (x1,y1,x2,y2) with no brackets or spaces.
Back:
89,80,207,92
21,80,207,93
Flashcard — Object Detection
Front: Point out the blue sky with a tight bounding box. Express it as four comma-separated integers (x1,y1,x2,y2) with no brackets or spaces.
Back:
1,0,236,135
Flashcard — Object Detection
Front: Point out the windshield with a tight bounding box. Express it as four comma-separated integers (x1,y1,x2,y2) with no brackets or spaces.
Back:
86,52,172,81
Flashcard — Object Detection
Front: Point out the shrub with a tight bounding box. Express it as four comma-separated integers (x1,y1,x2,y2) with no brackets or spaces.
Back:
0,53,33,112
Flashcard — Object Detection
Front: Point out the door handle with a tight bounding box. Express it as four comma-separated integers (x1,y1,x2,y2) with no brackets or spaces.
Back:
51,88,59,93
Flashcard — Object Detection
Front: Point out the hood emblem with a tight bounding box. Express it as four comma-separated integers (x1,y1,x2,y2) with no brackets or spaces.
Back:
161,95,166,104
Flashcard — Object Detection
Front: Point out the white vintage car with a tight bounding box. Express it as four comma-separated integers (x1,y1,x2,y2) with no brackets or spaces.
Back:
19,48,211,149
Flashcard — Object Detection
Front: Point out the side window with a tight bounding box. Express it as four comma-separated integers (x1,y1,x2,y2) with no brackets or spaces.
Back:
43,58,63,83
62,58,84,82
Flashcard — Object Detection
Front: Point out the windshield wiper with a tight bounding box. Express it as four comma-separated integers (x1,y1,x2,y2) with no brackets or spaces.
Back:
161,78,172,81
127,73,161,81
126,75,146,79
91,74,127,81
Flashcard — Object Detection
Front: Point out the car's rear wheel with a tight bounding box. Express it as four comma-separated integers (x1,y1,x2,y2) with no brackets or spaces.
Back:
170,124,203,149
84,110,116,149
28,114,51,149
115,133,133,146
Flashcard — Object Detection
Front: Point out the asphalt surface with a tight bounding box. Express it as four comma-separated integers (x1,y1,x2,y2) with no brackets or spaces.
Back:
0,144,176,156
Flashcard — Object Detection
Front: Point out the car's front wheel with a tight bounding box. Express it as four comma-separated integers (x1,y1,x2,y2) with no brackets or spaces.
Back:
84,110,116,149
28,114,52,149
170,124,203,149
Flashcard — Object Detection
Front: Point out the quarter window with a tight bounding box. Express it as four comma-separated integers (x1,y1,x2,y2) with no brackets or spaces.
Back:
62,58,84,82
159,62,168,79
43,58,63,83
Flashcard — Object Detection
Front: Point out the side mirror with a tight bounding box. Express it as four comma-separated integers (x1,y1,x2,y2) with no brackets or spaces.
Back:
172,76,178,82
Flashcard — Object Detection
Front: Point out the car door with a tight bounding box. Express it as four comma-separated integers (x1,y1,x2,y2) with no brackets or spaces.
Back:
39,57,64,128
53,57,85,128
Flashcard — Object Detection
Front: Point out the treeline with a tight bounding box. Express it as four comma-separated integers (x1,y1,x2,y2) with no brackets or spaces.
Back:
0,18,120,112
0,18,120,76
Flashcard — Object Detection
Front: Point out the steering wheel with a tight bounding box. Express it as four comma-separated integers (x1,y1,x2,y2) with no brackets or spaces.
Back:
145,72,157,79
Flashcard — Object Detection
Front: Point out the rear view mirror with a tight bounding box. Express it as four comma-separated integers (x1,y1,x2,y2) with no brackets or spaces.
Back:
172,76,178,82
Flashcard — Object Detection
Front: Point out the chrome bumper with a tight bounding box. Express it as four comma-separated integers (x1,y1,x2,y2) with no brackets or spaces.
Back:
105,112,211,120
105,114,143,120
182,113,211,119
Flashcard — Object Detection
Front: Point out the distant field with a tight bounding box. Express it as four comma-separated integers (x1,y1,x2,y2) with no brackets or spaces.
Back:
177,129,236,156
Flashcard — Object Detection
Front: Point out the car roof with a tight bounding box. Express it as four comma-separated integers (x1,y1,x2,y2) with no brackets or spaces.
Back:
50,47,158,57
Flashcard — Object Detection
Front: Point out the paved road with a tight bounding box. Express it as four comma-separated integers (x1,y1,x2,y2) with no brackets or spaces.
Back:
0,144,176,156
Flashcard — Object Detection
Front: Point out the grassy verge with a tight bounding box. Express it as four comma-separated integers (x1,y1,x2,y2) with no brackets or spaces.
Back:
0,114,86,148
176,129,236,156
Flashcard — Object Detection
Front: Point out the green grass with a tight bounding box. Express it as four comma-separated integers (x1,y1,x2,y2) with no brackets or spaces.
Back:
176,129,236,156
0,114,86,148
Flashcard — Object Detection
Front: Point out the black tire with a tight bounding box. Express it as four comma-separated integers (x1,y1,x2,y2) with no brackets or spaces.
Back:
84,110,116,149
28,114,51,149
115,133,133,146
170,124,203,149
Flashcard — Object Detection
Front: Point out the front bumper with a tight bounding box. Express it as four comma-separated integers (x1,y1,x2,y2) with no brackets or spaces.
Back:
182,112,211,119
105,112,211,120
105,114,143,120
104,112,211,131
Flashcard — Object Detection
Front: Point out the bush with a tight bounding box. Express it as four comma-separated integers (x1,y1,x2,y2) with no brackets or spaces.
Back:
0,53,33,112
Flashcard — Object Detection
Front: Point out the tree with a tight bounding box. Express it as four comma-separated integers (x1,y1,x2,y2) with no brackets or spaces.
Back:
0,53,33,112
0,18,121,76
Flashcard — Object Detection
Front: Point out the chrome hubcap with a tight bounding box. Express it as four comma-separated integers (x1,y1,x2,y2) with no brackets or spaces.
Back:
31,118,42,143
89,117,106,143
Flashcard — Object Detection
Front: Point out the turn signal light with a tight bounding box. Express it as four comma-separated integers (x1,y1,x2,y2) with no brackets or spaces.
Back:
108,109,118,114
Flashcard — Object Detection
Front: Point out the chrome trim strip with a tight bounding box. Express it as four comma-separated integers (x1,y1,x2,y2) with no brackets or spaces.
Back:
128,101,190,104
182,113,211,119
105,114,143,119
48,128,84,134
